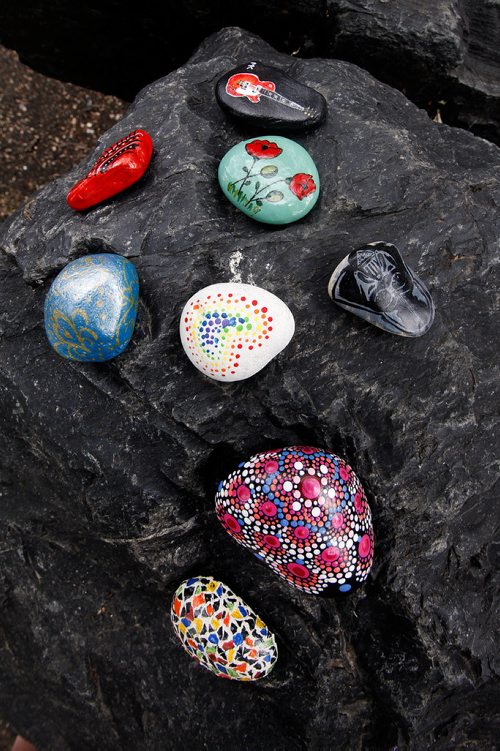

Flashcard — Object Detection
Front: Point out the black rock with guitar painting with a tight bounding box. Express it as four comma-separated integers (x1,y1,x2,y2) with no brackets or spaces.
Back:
215,61,327,132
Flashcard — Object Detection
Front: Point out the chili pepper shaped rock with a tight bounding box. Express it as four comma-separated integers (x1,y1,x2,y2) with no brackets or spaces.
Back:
67,129,153,211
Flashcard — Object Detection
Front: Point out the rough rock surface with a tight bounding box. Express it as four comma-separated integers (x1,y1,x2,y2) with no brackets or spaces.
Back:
328,0,500,145
0,26,499,751
1,1,499,144
0,45,127,222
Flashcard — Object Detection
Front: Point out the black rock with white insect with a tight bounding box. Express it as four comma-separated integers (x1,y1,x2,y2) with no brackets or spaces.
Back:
328,242,435,337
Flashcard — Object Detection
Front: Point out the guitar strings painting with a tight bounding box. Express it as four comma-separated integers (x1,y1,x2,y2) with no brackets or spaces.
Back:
216,61,327,131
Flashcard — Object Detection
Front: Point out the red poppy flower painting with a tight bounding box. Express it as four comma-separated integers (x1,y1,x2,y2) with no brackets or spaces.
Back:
288,173,316,200
223,136,319,222
245,139,283,159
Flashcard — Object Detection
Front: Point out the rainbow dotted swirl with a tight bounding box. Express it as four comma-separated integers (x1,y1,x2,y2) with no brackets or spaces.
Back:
216,447,374,595
183,289,273,378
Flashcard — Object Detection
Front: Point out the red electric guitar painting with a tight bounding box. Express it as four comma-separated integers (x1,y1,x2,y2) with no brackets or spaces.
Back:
225,72,315,117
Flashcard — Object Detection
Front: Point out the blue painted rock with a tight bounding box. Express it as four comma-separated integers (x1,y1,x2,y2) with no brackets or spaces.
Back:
215,447,374,595
171,576,278,681
215,61,327,132
44,253,139,361
179,282,295,382
328,242,435,337
218,136,320,224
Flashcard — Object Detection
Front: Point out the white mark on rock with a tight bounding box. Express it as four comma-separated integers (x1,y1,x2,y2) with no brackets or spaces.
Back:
229,250,243,282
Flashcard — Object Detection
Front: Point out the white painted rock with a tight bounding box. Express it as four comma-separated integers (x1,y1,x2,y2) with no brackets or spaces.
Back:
171,576,278,681
179,283,295,382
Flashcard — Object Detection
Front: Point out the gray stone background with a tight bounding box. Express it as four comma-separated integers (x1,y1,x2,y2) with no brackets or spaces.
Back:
0,43,126,751
0,5,499,750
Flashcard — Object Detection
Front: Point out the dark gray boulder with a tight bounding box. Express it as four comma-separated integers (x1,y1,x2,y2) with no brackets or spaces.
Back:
0,26,499,751
325,0,500,144
1,1,500,144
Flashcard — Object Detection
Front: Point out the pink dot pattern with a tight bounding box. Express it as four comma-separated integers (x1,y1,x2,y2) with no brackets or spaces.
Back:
215,446,374,595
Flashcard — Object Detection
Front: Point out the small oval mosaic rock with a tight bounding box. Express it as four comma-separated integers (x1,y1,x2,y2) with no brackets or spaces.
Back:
44,253,139,362
179,282,294,382
171,576,278,681
215,447,374,595
218,135,320,224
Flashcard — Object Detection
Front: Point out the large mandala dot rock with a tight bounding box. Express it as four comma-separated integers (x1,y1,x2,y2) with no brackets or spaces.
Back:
218,136,320,224
171,576,278,681
179,283,294,382
44,253,139,362
215,447,374,595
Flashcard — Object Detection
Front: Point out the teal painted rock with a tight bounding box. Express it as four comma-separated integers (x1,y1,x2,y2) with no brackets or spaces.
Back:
44,253,139,362
218,136,320,224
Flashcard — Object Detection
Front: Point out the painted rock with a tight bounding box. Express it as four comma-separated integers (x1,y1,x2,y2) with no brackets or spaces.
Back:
171,576,278,681
67,129,153,211
216,447,374,595
215,61,327,132
328,242,435,337
44,253,139,362
179,283,294,382
218,136,320,224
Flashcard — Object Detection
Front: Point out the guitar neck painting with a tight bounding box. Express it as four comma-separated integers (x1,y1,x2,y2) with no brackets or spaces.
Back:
215,61,327,132
226,73,307,113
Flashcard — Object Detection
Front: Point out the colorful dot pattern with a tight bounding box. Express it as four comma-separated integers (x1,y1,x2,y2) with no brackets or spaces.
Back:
182,289,273,378
215,447,374,595
171,576,278,681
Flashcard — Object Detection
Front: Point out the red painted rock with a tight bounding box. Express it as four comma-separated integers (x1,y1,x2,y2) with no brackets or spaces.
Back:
67,129,153,211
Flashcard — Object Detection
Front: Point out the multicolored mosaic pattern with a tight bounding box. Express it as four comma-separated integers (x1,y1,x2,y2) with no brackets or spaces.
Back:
44,254,139,362
215,447,374,595
171,576,278,681
180,283,294,381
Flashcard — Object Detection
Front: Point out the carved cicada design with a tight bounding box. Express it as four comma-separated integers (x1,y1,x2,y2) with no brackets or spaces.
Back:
328,242,435,337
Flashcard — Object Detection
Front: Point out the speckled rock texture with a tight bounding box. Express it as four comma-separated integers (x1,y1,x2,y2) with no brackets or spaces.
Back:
0,45,126,221
0,27,499,751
